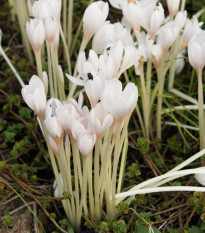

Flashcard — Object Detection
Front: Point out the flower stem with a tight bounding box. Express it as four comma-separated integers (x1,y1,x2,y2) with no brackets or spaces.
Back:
197,72,204,150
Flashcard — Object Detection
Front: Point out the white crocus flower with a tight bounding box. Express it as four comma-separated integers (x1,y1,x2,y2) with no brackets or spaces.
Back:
57,102,80,134
77,133,96,159
180,17,203,50
89,102,113,137
175,52,185,74
122,1,141,32
44,98,64,141
157,21,179,54
83,1,109,42
195,173,205,186
138,2,164,39
48,135,59,155
26,18,45,53
84,73,106,108
21,75,46,118
44,17,59,44
174,11,187,31
188,31,205,76
32,0,61,24
167,0,180,18
92,22,134,54
101,79,138,121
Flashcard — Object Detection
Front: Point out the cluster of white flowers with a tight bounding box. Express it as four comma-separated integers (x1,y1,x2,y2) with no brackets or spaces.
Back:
19,0,205,228
22,74,138,158
26,0,61,52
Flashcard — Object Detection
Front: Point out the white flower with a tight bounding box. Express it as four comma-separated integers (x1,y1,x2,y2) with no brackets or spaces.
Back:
92,22,134,54
157,21,179,54
195,172,205,186
77,133,96,158
175,52,185,74
188,30,205,76
48,135,59,155
26,18,45,52
83,1,109,41
44,17,59,44
101,79,138,120
89,102,113,137
167,0,180,18
71,121,87,141
44,98,64,141
109,0,123,9
122,1,141,32
122,0,158,32
21,75,46,118
180,17,203,50
57,102,80,134
32,0,61,24
174,11,187,31
138,2,164,39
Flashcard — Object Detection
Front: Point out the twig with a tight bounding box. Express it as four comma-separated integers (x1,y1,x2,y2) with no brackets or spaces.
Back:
181,192,205,232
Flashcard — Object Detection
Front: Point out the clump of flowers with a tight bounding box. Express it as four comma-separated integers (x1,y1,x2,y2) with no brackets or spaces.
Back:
1,0,205,231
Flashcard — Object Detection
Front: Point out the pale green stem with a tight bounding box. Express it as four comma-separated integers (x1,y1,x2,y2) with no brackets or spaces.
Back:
82,157,88,216
54,49,66,101
94,138,101,223
34,50,43,80
164,122,199,131
146,60,152,130
71,138,81,227
57,140,76,225
140,63,149,138
87,152,95,217
15,0,34,64
70,19,83,56
162,105,205,114
156,61,165,140
63,0,67,41
46,41,55,97
0,46,25,87
116,167,205,202
170,88,198,105
198,72,204,150
117,131,128,193
150,82,158,113
111,123,123,218
68,0,73,49
135,105,146,137
116,186,205,200
180,0,186,11
40,121,71,222
99,126,114,188
59,25,71,75
50,46,58,98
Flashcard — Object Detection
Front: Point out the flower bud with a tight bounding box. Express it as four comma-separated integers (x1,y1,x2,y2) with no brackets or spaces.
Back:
43,71,48,95
26,18,45,52
78,133,96,159
188,31,205,76
48,135,59,155
45,17,58,44
57,65,64,86
167,0,180,18
83,1,109,42
21,75,46,118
